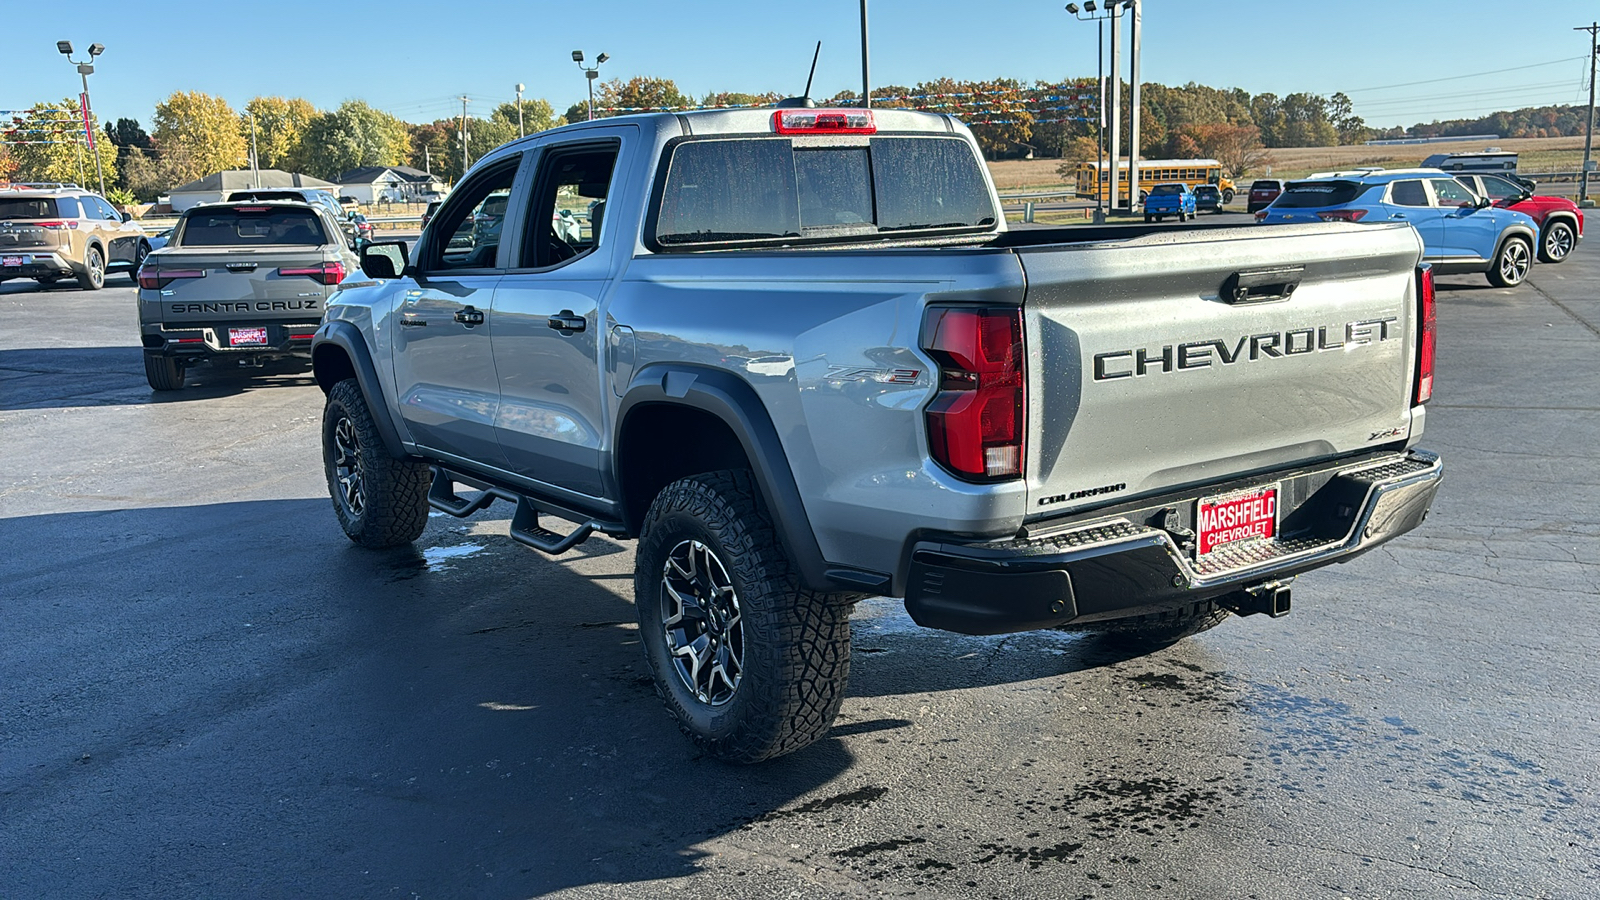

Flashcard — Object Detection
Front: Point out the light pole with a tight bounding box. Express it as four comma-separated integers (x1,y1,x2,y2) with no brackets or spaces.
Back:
1067,2,1137,213
572,50,610,121
515,83,526,138
1066,4,1113,221
1578,23,1599,205
56,40,106,197
860,0,871,108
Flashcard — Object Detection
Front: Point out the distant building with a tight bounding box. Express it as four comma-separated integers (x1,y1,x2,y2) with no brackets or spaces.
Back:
334,165,447,205
165,170,338,212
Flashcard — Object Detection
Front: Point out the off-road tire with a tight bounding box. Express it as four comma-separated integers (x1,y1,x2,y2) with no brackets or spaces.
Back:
1539,220,1576,264
143,353,185,390
1063,601,1231,652
322,378,430,548
77,245,105,291
635,469,853,764
1487,235,1532,288
127,241,150,285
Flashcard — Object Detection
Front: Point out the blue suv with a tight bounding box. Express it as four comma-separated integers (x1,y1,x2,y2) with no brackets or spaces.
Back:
1256,168,1540,287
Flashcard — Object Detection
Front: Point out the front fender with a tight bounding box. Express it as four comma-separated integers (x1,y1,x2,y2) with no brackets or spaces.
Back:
312,320,411,460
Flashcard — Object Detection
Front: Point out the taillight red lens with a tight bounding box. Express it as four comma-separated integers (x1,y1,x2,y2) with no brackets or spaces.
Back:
772,108,876,134
137,268,204,290
1254,210,1269,222
1415,265,1436,405
1317,209,1368,222
922,306,1025,480
278,261,346,285
34,220,78,230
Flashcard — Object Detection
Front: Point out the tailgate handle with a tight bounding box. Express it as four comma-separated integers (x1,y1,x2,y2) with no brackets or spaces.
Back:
1222,267,1303,304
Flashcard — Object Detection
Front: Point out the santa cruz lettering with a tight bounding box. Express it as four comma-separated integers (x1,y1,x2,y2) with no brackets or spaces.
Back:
1092,317,1398,381
169,300,321,314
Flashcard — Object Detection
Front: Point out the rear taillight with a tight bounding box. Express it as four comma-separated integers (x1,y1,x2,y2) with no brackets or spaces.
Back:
34,220,78,230
1414,265,1436,405
922,306,1025,480
1317,209,1369,223
1254,209,1269,222
278,261,346,285
137,267,204,290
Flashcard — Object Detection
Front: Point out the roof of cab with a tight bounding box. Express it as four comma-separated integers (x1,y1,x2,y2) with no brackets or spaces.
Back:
501,106,962,149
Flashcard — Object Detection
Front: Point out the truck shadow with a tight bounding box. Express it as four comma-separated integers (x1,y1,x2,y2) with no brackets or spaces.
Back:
0,346,316,411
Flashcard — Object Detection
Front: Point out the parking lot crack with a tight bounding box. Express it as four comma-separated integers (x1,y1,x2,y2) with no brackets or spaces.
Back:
1273,838,1526,897
1528,279,1600,340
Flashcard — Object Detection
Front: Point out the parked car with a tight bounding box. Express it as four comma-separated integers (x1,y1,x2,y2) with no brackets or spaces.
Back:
1257,168,1540,287
338,195,360,213
349,212,374,249
317,106,1441,763
1142,182,1196,221
1454,172,1583,263
136,200,358,390
1192,184,1225,214
421,198,444,231
0,182,151,290
1247,179,1286,213
227,188,355,246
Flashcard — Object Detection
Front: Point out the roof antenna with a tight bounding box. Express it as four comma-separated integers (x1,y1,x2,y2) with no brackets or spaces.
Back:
775,41,822,109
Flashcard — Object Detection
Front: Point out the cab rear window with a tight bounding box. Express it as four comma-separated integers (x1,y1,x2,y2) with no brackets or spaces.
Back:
1275,181,1364,208
178,208,327,246
1150,184,1183,195
0,197,78,219
652,136,997,248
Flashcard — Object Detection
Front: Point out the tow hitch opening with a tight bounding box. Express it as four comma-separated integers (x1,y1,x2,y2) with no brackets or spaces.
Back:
1224,581,1292,618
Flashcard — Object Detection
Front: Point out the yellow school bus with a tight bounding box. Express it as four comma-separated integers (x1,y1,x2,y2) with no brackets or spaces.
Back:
1074,159,1235,204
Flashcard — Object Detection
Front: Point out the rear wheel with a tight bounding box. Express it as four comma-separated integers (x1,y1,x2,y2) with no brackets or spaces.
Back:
1487,235,1532,287
1144,214,1153,223
127,242,150,284
76,245,105,291
636,469,853,764
1064,602,1231,653
322,378,431,548
1222,189,1235,204
143,353,185,391
1539,220,1576,263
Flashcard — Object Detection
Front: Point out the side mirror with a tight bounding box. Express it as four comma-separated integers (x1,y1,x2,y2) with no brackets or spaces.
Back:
120,211,132,223
1477,196,1493,209
361,241,409,280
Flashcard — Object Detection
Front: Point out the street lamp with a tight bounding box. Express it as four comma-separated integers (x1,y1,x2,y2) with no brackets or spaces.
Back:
515,82,526,137
56,39,106,197
572,50,610,121
1066,4,1113,222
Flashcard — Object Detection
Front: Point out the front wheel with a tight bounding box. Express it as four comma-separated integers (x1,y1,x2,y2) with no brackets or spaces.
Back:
1222,189,1235,204
1144,214,1153,223
635,469,853,764
322,378,431,548
127,242,150,285
1487,235,1532,287
1540,220,1576,263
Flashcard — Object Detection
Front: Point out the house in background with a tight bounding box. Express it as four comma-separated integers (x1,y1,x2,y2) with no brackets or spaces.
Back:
165,170,338,212
335,166,447,205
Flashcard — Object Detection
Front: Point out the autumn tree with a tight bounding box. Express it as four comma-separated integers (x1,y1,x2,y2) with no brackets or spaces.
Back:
292,101,411,179
493,98,563,137
2,100,117,186
1180,123,1272,178
1053,136,1101,179
243,96,317,169
595,76,691,116
152,91,247,185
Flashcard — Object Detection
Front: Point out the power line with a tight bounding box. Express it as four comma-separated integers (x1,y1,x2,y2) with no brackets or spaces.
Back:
1341,57,1587,93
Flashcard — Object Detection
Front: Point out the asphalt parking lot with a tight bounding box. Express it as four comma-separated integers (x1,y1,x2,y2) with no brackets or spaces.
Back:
3,230,1599,899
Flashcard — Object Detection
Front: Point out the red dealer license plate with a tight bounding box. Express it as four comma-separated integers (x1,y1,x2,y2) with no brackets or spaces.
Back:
1196,485,1279,557
229,327,268,347
2,256,23,267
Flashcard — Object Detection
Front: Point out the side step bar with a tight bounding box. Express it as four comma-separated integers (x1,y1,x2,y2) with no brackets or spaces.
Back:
427,468,619,556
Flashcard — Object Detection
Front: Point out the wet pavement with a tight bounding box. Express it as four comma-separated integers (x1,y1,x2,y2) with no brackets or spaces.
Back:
3,243,1599,899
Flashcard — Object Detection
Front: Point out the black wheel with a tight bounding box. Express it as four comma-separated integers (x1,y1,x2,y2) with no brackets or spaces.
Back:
1222,189,1235,204
1539,220,1576,263
77,245,105,291
1144,214,1153,223
1487,235,1532,287
127,241,150,285
635,469,853,764
322,378,430,548
143,352,185,391
1064,601,1231,653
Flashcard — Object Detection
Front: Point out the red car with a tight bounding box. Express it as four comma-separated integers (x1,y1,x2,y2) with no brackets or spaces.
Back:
1247,178,1285,214
1455,173,1583,263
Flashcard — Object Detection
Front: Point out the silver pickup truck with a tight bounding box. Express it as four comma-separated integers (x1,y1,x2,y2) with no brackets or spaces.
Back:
312,106,1443,763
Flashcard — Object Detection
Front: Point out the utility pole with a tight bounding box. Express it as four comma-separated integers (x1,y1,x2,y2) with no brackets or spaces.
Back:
1128,0,1142,210
1580,22,1599,205
424,144,430,176
1109,5,1122,210
459,96,470,176
515,83,526,138
1097,20,1106,223
249,111,260,187
860,0,871,108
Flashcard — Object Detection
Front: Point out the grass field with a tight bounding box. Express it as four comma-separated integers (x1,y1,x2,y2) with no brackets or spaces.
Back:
986,134,1591,193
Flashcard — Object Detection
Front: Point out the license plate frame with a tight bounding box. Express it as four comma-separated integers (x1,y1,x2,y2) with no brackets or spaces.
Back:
1,255,23,267
228,326,269,347
1195,484,1280,559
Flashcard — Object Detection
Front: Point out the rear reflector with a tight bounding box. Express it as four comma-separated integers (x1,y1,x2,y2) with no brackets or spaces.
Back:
277,261,346,285
773,108,876,135
137,267,204,290
922,306,1025,480
1414,265,1436,405
1316,209,1368,223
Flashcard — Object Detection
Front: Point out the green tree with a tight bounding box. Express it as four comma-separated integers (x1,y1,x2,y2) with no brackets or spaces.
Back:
407,120,456,179
2,100,117,187
699,91,780,110
243,96,317,169
492,98,563,137
103,117,151,192
152,91,247,185
292,101,412,179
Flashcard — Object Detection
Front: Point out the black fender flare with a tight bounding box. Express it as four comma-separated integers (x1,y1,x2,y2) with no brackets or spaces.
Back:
616,364,884,594
1493,225,1538,262
311,320,411,460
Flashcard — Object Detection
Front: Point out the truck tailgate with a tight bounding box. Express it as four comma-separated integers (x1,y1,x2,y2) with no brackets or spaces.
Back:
1018,221,1423,516
147,248,340,323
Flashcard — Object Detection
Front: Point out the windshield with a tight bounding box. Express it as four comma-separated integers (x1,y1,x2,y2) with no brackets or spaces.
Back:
653,135,997,248
178,207,328,246
1275,181,1364,208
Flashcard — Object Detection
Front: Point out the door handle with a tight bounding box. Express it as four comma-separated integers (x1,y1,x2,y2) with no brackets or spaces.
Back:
454,305,485,327
547,310,586,333
1390,214,1407,219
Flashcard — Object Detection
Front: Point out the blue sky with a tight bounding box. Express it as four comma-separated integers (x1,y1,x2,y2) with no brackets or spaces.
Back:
6,0,1598,129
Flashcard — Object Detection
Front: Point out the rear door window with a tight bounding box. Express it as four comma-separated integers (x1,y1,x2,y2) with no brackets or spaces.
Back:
1275,181,1363,208
1389,181,1430,207
1429,178,1476,208
178,208,328,246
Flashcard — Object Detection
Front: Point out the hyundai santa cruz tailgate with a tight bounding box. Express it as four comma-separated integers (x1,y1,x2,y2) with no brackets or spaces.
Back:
1017,221,1424,518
